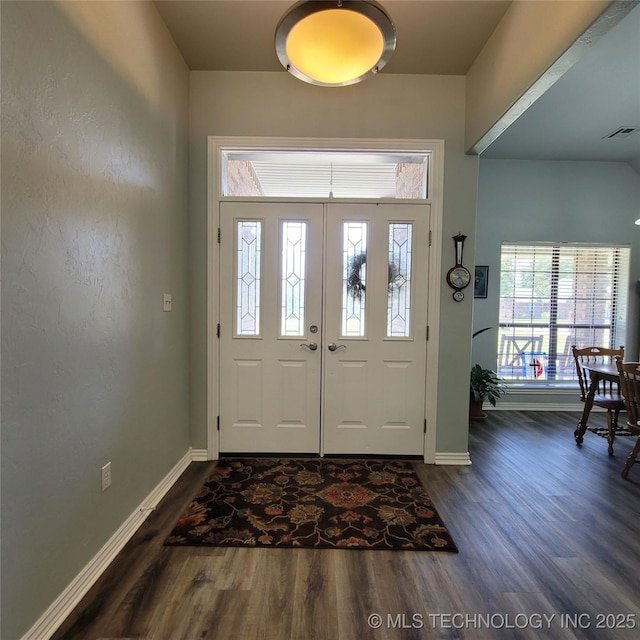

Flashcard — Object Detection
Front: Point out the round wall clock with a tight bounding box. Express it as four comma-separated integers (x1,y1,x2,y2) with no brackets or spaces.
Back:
447,265,471,290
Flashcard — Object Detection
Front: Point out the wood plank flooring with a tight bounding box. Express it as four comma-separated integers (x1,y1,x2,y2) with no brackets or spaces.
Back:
52,412,640,640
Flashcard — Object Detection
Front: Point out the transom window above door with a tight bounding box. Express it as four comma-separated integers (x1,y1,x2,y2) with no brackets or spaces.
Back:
220,149,429,199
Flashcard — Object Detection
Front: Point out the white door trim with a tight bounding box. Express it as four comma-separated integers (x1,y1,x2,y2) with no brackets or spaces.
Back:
206,137,444,463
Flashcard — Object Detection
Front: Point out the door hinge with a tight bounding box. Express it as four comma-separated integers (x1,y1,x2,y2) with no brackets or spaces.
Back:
428,229,432,246
426,325,429,341
217,323,220,338
217,416,220,431
217,227,221,243
424,419,427,433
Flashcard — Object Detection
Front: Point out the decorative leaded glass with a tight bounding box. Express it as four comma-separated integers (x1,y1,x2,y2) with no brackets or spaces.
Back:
342,221,368,337
281,221,307,337
236,220,261,335
387,223,413,337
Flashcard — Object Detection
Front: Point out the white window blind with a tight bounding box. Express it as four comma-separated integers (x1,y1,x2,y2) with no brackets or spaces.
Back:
498,243,630,382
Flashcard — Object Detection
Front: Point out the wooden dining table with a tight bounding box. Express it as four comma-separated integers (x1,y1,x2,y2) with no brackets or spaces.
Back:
573,362,621,445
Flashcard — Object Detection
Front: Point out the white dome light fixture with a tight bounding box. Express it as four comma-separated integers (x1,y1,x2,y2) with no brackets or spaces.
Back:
275,0,396,87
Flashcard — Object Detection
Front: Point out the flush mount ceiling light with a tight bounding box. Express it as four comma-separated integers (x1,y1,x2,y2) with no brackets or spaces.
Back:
275,0,396,87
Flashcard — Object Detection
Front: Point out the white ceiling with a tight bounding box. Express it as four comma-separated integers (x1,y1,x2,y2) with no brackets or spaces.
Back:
154,0,640,170
482,2,640,171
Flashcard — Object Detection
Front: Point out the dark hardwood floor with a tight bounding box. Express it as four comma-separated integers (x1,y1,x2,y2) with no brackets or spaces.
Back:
52,412,640,640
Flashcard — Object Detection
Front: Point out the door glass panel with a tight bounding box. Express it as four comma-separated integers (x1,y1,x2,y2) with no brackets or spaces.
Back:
342,221,368,337
387,223,413,338
281,221,307,337
236,220,262,336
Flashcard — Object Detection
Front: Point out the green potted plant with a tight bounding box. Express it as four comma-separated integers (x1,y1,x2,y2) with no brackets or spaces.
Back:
470,364,506,420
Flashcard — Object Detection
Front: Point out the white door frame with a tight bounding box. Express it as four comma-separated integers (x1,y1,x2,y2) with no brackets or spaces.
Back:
206,137,444,463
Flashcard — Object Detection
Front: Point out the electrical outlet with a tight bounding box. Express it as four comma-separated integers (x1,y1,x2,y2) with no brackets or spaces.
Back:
101,461,112,492
163,293,172,312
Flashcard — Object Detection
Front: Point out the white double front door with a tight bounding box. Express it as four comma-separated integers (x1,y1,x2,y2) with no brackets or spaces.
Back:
219,201,429,456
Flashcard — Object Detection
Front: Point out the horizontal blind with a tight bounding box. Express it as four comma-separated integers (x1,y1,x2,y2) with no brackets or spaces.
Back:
498,243,630,381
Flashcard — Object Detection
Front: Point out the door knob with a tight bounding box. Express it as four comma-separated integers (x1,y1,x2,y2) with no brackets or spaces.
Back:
328,343,346,352
300,342,318,351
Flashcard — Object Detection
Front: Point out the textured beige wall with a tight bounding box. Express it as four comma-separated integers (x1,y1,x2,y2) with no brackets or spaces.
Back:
1,2,190,637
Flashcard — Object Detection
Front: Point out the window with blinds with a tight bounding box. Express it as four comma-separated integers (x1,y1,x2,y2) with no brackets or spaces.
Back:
498,243,630,382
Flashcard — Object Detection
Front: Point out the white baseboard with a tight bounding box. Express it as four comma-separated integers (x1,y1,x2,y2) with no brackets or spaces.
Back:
190,447,209,461
435,452,472,466
487,402,586,411
22,447,206,640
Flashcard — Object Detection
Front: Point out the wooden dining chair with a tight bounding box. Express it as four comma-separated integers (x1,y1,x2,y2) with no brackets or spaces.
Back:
572,345,625,454
614,357,640,479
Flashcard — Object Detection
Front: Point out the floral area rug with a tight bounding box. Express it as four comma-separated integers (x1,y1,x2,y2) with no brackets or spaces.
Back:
165,458,457,551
